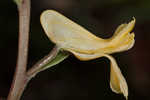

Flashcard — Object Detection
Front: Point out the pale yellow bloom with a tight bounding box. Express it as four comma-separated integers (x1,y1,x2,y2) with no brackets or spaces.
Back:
40,10,135,99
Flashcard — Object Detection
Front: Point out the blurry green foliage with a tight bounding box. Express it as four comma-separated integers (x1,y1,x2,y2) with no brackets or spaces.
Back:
13,0,22,5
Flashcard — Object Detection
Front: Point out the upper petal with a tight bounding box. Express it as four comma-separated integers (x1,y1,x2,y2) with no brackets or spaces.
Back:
40,10,135,56
40,10,108,54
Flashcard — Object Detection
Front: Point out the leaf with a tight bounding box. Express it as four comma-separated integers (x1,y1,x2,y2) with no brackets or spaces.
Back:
39,51,69,72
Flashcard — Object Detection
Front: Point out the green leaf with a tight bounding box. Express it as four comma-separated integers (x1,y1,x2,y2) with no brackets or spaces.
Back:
13,0,22,6
40,51,69,72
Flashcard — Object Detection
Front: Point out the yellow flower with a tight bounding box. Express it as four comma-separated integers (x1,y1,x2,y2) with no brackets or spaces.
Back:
40,10,135,99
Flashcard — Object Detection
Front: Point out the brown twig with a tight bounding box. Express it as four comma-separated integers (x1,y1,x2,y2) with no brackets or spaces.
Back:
7,0,30,100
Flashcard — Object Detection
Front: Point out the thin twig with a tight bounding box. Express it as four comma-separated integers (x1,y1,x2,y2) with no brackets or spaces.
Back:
27,46,60,80
7,0,30,100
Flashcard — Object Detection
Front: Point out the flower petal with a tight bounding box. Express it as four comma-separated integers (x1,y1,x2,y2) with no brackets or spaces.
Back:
40,10,135,56
109,32,135,53
69,51,128,99
104,18,135,54
69,50,103,61
109,18,135,45
114,24,127,35
104,54,128,100
69,31,134,59
40,10,108,54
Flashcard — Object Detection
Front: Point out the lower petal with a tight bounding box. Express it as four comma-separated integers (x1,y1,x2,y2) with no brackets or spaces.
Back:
104,54,128,100
69,51,128,99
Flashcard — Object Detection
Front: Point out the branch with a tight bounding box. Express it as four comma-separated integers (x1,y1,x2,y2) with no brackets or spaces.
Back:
7,0,30,100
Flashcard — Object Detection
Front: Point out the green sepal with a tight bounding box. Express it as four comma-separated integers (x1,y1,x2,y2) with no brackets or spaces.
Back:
40,51,69,72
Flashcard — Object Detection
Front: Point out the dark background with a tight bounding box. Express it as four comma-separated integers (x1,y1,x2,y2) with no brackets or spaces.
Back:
0,0,150,100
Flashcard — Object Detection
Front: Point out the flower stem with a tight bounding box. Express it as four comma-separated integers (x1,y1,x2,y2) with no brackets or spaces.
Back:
7,0,30,100
27,46,60,81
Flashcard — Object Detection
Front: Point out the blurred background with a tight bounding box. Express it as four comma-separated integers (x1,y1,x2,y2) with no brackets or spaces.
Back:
0,0,150,100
